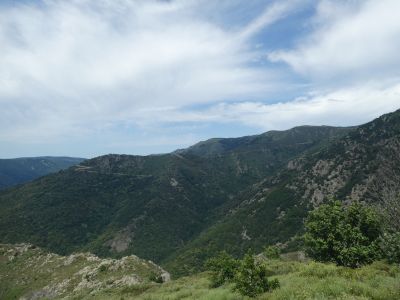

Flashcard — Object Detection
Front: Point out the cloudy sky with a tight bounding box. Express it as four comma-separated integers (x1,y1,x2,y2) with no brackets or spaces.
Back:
1,0,400,158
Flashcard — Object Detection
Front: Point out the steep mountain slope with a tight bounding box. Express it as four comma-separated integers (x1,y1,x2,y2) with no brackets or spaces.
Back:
0,243,169,299
0,126,350,267
166,109,400,275
0,156,85,190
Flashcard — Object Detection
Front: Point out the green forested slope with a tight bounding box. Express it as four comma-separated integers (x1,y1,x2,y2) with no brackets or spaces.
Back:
165,109,400,275
0,156,85,189
0,126,350,268
2,109,399,277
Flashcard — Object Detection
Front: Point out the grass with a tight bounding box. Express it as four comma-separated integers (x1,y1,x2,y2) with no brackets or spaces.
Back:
92,259,400,300
94,273,244,300
259,260,400,300
1,245,399,300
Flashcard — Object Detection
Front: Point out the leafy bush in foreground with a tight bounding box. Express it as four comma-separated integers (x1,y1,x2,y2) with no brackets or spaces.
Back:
379,194,400,264
304,201,382,268
205,251,239,288
380,232,400,264
233,252,279,297
206,250,279,297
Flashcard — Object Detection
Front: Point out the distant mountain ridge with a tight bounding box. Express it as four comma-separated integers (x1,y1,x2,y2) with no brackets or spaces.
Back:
0,156,86,190
176,125,351,157
0,125,351,268
165,109,400,275
1,110,400,278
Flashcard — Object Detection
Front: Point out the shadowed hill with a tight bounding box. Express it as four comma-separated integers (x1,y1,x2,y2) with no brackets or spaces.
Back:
0,156,85,190
0,126,351,267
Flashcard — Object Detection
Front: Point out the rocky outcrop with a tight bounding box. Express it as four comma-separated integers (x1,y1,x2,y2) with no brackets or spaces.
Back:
0,244,170,300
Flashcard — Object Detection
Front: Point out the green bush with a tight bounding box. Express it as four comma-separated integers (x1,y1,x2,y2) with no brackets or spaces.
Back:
264,245,281,259
304,201,382,268
99,264,107,272
380,232,400,264
233,252,279,298
148,272,164,283
205,251,238,287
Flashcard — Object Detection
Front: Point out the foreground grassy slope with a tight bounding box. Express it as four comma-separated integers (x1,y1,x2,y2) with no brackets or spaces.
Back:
138,262,400,300
2,244,398,300
94,259,400,300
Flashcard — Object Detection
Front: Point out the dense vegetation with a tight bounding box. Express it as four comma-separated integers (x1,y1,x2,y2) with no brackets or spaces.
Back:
201,199,399,298
233,252,279,297
304,201,382,267
165,109,400,275
0,156,85,190
206,250,279,297
206,251,238,288
1,110,400,299
0,126,350,269
0,109,399,279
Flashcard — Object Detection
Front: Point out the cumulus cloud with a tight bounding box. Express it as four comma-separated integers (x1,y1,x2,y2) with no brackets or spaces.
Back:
268,0,400,82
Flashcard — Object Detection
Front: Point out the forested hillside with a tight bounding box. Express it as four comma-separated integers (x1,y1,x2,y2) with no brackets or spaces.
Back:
1,110,400,278
0,157,85,190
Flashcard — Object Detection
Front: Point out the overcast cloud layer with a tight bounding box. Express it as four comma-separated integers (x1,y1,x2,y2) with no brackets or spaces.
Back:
1,0,400,158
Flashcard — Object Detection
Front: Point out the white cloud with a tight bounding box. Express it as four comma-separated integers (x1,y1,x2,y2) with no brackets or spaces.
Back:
238,0,304,40
228,83,400,129
140,82,400,130
0,0,294,143
268,0,400,82
1,0,400,157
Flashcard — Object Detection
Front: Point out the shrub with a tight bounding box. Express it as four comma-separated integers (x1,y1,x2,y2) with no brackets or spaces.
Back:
148,272,164,283
99,264,107,272
304,201,382,268
205,251,238,287
378,193,400,264
264,245,281,259
380,232,400,264
233,252,279,298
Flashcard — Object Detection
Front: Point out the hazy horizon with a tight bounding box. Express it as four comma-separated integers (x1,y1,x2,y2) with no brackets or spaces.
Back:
0,115,385,159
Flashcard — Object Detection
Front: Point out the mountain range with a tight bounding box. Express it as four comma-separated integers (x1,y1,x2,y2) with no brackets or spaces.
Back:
0,157,85,190
0,109,399,277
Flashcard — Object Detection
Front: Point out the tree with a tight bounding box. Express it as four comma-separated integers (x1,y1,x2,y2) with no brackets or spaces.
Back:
380,232,400,264
205,251,238,288
304,201,382,268
263,245,281,259
233,252,279,298
378,192,400,264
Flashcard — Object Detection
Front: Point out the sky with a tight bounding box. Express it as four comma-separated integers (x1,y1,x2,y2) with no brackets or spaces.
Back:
1,0,400,158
